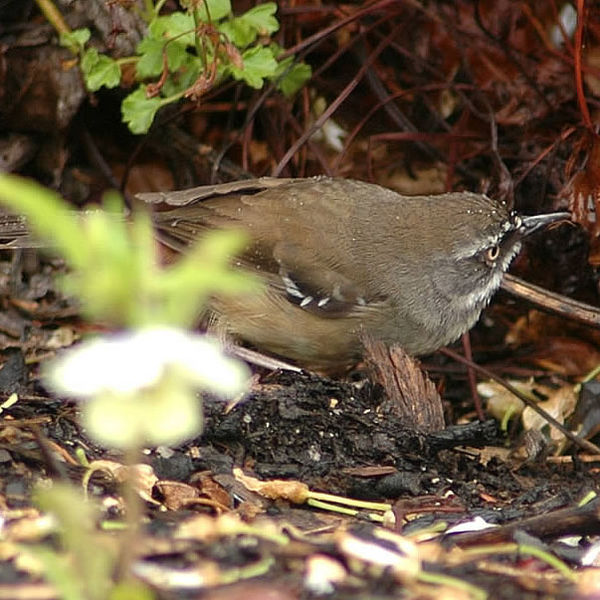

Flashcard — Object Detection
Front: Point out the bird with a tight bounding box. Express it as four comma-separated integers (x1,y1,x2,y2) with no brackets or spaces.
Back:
137,176,569,373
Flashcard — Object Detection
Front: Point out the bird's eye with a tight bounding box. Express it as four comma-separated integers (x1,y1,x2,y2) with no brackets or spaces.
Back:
485,245,500,263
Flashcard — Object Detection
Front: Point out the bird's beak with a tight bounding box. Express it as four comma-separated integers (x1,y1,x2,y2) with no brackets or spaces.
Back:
519,211,571,237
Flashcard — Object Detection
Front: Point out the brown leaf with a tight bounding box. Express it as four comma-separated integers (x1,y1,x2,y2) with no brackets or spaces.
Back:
363,337,444,432
156,480,199,511
233,468,309,504
567,132,600,239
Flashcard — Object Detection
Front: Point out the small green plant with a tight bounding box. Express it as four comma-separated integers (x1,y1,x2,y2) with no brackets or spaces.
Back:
0,175,255,329
0,174,253,447
58,0,311,133
28,484,153,600
0,174,254,595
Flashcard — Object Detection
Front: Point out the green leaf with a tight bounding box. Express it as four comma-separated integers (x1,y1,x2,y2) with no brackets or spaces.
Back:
219,3,279,48
0,175,87,265
110,580,155,600
161,54,202,97
190,0,231,22
136,38,167,78
121,87,162,134
149,13,196,47
158,229,256,326
0,176,257,329
81,48,121,91
228,46,278,88
219,18,256,47
274,60,312,97
136,37,189,79
239,3,279,36
26,546,84,600
34,484,116,600
59,28,91,52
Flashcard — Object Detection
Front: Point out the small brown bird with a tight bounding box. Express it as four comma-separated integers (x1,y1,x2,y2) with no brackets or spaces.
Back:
139,176,569,372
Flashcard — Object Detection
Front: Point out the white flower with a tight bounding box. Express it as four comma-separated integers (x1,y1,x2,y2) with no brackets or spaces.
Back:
45,327,250,448
46,327,248,397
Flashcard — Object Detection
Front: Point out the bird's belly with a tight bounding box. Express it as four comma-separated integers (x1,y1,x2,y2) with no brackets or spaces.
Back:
209,291,485,372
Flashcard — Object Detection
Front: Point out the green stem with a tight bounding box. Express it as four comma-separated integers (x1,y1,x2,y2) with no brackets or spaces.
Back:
155,0,169,15
518,544,578,582
114,446,144,584
418,570,487,600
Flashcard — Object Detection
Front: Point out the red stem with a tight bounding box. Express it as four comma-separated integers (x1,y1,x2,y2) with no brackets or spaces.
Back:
574,0,593,129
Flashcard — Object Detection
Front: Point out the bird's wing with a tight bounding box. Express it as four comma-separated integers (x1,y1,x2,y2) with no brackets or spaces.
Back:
136,177,297,206
0,212,46,249
150,178,389,319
